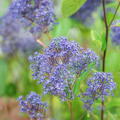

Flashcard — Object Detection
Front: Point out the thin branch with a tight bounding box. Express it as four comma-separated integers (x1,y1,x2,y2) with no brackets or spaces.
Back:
36,39,47,48
101,1,120,120
102,0,108,28
108,2,120,27
101,0,109,120
49,96,54,119
101,1,120,119
102,0,109,72
67,101,74,120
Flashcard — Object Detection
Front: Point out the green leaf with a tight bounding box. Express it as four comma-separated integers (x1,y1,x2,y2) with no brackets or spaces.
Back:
90,29,106,51
73,63,95,96
0,59,8,96
106,98,120,109
101,33,106,51
91,30,101,41
51,18,72,37
0,0,10,16
4,83,17,97
62,0,87,17
107,111,116,120
91,30,102,48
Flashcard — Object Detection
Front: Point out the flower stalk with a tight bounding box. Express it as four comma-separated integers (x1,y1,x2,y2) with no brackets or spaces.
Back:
101,0,120,120
68,101,74,120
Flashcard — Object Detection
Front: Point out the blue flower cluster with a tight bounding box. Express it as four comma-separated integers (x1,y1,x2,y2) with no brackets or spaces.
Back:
18,92,47,120
82,72,116,110
72,0,113,26
72,0,101,25
111,26,120,45
0,13,41,56
29,37,98,100
10,0,56,38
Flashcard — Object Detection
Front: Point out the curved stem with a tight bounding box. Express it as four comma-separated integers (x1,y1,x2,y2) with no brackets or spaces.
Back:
68,101,74,120
49,96,54,119
101,100,104,120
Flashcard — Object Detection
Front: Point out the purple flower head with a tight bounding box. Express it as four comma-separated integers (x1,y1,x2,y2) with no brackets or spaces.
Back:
71,0,101,26
72,0,113,26
111,25,120,45
29,37,99,100
82,72,116,110
17,92,47,120
10,0,56,38
0,13,41,56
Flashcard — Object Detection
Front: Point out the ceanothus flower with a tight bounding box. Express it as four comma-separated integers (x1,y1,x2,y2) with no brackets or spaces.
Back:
10,0,56,38
71,0,113,26
0,13,41,56
29,37,99,100
18,92,47,120
71,0,101,26
81,72,116,110
111,26,120,45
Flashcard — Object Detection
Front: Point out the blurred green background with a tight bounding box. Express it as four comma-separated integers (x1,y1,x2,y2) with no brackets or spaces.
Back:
0,0,120,120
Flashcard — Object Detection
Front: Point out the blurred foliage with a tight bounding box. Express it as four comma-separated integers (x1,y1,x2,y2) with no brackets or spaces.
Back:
0,0,120,120
62,0,87,17
0,0,10,16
